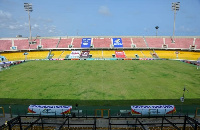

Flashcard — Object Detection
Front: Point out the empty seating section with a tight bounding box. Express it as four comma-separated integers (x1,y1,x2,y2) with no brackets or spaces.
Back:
155,51,200,60
30,39,40,49
195,38,200,49
141,50,154,58
93,38,111,48
0,40,12,51
103,50,115,58
131,38,147,48
124,50,143,58
1,50,199,60
90,50,103,58
165,38,193,49
178,51,200,60
145,38,163,48
26,51,49,60
14,39,29,50
58,38,72,48
42,39,58,48
59,51,72,58
0,37,199,61
72,38,82,48
121,38,131,47
155,50,177,59
51,51,63,59
0,52,25,61
0,37,199,50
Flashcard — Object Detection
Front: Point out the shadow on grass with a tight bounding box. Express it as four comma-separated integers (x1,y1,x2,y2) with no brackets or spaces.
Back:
0,98,200,106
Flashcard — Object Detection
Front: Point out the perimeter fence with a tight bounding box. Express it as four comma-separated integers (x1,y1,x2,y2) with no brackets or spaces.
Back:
0,105,200,118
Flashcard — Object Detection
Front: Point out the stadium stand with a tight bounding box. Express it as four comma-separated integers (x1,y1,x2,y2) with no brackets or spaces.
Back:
124,50,143,58
90,50,103,58
195,38,200,49
103,50,115,58
131,38,147,48
26,51,49,60
145,38,163,48
0,52,25,61
0,37,200,61
165,38,193,49
93,38,111,48
30,39,40,49
51,51,63,59
141,50,154,58
1,37,200,50
0,40,12,51
72,38,82,48
42,38,59,48
121,38,132,48
14,39,29,50
155,51,200,60
59,51,72,59
178,51,200,60
154,50,177,59
1,50,198,61
57,38,72,48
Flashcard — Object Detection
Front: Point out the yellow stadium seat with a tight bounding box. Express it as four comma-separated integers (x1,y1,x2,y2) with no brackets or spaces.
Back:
90,50,103,58
51,51,64,59
155,50,177,59
124,50,143,58
103,50,115,58
0,52,25,61
59,51,72,58
26,51,49,60
155,50,200,60
141,50,154,58
178,51,200,60
0,51,50,61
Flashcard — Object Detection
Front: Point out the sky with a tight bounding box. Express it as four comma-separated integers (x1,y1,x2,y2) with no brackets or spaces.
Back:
0,0,200,38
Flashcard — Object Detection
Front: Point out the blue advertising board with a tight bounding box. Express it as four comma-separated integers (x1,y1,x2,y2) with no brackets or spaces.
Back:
81,38,91,48
113,38,123,47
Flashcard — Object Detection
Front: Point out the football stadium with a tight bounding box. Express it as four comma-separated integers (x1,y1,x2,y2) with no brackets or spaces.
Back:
0,0,200,129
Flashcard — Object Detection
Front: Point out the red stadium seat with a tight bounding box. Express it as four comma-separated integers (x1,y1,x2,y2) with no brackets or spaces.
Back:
131,38,147,48
93,38,111,48
165,38,193,49
195,38,200,49
121,38,132,47
72,38,82,48
42,39,59,48
145,38,163,48
0,40,12,51
58,38,72,48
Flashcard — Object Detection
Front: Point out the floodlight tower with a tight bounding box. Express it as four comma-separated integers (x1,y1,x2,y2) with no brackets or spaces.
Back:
24,3,33,48
155,26,159,36
172,2,180,43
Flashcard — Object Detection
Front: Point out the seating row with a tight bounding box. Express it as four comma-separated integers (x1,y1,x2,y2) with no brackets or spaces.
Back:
0,50,199,61
0,37,199,51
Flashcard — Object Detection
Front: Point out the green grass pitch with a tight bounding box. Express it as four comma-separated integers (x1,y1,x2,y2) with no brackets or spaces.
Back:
0,60,199,106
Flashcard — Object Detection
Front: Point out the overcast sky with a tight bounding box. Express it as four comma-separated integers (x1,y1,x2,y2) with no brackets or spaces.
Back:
0,0,200,38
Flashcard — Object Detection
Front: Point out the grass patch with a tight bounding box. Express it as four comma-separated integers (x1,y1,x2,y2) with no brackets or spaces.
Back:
0,60,199,105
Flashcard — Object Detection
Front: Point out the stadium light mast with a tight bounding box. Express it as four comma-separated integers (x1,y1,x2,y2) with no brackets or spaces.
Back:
155,26,159,36
172,2,180,43
24,3,33,49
